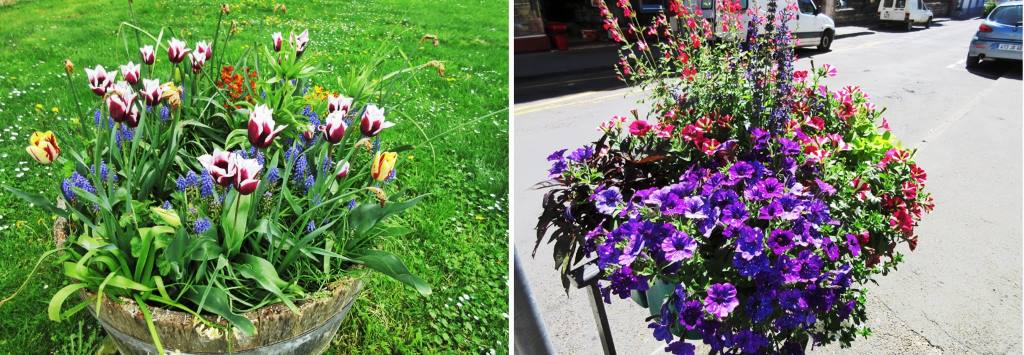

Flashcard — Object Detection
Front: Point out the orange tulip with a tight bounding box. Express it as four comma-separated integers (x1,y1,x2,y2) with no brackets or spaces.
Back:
26,131,61,164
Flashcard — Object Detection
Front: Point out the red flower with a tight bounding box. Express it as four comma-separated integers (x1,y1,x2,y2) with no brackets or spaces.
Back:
629,120,652,136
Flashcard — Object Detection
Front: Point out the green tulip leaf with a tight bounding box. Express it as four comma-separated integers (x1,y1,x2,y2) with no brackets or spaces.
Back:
354,250,431,296
184,286,255,336
348,195,426,236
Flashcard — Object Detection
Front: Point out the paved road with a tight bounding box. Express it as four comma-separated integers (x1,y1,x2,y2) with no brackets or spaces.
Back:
514,18,1022,354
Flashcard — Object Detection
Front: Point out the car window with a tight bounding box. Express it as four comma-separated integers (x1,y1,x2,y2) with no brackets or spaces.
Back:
989,5,1023,25
895,0,906,8
798,0,816,14
883,0,893,7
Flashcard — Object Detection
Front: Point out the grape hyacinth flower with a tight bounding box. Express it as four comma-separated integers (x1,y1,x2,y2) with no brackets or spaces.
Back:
193,218,212,234
703,283,739,318
200,170,215,197
266,167,280,184
159,105,170,122
304,175,315,194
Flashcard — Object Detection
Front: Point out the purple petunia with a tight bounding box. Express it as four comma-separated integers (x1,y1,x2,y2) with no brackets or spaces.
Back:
728,161,755,181
758,200,784,220
845,233,861,257
592,186,623,215
661,231,697,262
768,229,796,255
665,341,696,355
681,196,707,219
703,283,739,318
678,299,704,330
735,226,764,260
748,177,784,200
568,145,594,162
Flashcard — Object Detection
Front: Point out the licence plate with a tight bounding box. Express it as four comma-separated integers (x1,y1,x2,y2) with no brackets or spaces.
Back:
995,43,1022,51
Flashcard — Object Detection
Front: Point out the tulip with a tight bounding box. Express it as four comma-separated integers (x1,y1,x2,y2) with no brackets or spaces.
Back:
85,65,116,96
247,104,285,149
291,30,309,58
25,131,61,165
106,81,140,127
195,41,213,61
335,161,350,179
189,53,207,73
160,82,182,109
272,32,283,52
370,151,397,182
360,104,394,137
301,124,316,142
120,62,141,85
327,94,353,115
141,79,162,106
233,157,262,195
198,150,236,187
167,38,189,64
320,110,347,144
140,45,156,65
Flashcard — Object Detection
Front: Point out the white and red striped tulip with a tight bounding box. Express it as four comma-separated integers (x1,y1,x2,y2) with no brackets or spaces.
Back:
320,110,348,144
85,65,116,96
327,94,353,115
198,150,236,187
291,30,309,58
167,38,189,64
247,104,285,149
106,81,140,127
120,62,141,85
194,41,213,61
272,32,283,52
233,157,262,195
139,45,156,65
25,131,61,165
360,104,394,137
189,53,207,73
141,79,162,106
335,161,350,179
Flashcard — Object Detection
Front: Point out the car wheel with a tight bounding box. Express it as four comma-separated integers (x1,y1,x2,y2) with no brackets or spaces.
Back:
905,20,913,31
818,30,834,51
966,55,980,68
925,17,932,28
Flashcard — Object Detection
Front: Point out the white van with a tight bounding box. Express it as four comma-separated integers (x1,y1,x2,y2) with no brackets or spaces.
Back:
878,0,934,30
675,0,837,50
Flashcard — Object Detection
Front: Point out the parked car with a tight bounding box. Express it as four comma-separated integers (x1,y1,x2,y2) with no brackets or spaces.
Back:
878,0,934,31
967,1,1023,67
675,0,837,50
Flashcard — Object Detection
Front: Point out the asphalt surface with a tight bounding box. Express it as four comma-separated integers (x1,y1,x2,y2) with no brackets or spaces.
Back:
513,18,1022,354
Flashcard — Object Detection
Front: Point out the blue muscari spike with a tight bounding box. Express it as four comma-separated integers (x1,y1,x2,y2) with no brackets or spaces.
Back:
347,199,357,210
293,155,308,183
267,167,280,184
322,155,332,173
306,220,316,232
176,175,189,192
260,90,267,99
302,105,312,117
61,178,75,201
372,137,381,153
193,218,212,234
94,110,102,126
304,175,315,194
162,200,172,210
200,170,215,197
146,105,152,113
256,150,266,166
160,106,170,122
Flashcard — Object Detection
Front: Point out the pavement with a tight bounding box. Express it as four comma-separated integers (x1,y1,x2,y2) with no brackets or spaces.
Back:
513,18,1023,354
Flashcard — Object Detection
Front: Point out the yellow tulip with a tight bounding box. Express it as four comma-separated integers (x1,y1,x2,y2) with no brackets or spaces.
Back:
25,131,61,165
370,151,398,182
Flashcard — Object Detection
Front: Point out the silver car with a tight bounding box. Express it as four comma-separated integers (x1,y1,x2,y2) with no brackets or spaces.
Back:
967,1,1023,67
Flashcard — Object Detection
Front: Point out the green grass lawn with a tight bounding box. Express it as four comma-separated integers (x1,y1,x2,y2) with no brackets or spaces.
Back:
0,0,508,353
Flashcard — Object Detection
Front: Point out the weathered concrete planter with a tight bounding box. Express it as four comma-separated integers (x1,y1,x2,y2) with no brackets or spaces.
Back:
82,278,362,355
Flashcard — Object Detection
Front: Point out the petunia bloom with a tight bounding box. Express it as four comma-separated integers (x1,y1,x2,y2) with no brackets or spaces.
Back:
360,104,394,137
85,65,116,96
247,104,284,149
661,231,696,262
703,283,739,318
25,131,61,165
629,120,652,136
371,151,398,182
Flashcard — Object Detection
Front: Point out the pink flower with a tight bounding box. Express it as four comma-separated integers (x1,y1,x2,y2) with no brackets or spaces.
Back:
320,110,348,144
85,65,116,96
327,94,353,115
233,157,262,195
793,70,808,81
655,123,675,138
106,81,139,127
139,45,156,65
821,63,837,77
189,52,207,73
141,79,162,106
120,62,140,85
360,104,394,137
272,32,283,52
198,150,237,187
167,38,189,64
247,104,284,149
629,120,652,136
